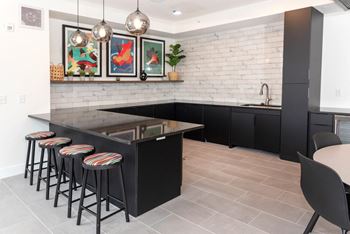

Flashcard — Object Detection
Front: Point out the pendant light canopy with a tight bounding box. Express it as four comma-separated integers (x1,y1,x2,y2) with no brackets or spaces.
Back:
70,0,88,47
125,0,150,36
92,0,113,42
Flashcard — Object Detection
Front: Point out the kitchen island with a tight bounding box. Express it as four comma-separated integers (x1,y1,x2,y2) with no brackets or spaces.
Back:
29,106,203,216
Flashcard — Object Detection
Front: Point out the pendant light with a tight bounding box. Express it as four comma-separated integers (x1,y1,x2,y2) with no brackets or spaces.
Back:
70,0,88,47
92,0,113,42
125,0,150,36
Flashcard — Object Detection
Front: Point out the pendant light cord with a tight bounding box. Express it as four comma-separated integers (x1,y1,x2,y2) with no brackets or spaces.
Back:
103,0,105,21
137,0,139,11
77,0,80,28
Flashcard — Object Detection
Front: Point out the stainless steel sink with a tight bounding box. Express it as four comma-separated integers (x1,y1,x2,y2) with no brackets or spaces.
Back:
241,103,282,109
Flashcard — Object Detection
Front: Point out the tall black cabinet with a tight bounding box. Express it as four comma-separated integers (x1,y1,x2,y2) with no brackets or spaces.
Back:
280,7,324,162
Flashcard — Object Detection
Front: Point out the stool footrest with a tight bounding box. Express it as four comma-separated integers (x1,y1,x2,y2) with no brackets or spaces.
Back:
81,200,125,222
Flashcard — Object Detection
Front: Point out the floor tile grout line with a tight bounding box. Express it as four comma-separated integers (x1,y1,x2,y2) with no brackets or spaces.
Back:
2,181,53,234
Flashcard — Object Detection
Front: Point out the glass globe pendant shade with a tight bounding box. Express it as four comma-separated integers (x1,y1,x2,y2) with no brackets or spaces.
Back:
92,20,113,42
125,9,150,36
70,29,88,47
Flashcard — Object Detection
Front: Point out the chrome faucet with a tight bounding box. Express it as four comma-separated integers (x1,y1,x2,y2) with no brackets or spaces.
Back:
259,83,272,106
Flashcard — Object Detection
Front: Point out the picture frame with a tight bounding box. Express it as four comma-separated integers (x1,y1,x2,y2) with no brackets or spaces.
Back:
140,37,165,77
106,33,137,77
19,5,44,30
62,24,102,77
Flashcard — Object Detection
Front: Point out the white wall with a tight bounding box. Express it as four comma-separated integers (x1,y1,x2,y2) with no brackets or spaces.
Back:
321,11,350,108
0,0,50,178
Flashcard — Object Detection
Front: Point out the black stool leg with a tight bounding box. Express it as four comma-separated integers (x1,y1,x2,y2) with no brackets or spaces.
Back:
77,169,88,226
67,158,74,218
119,165,130,222
29,140,36,185
54,157,64,207
46,148,52,200
96,171,102,234
36,148,45,191
24,140,32,179
342,229,348,234
106,170,110,212
303,212,319,234
62,159,67,183
52,149,58,177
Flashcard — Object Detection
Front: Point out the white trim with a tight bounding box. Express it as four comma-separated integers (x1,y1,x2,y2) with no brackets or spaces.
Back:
0,163,24,179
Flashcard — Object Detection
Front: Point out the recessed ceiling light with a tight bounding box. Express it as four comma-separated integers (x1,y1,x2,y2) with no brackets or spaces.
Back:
172,10,182,16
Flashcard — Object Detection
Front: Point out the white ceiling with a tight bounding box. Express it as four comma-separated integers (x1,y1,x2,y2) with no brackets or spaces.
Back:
84,0,267,21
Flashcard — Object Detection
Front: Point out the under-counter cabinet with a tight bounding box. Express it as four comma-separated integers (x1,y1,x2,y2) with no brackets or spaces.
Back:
154,103,176,120
231,112,255,148
308,113,333,157
204,105,231,145
255,114,281,153
175,103,204,141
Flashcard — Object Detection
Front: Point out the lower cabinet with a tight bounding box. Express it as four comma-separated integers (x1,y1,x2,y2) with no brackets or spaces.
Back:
231,112,255,148
204,105,230,145
154,103,176,120
255,114,281,153
175,103,204,141
308,113,333,157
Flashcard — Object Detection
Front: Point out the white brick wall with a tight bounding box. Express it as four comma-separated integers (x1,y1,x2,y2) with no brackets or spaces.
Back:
51,21,284,109
175,21,284,105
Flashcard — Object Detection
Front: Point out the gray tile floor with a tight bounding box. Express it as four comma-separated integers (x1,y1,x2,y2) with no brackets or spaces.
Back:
0,139,340,234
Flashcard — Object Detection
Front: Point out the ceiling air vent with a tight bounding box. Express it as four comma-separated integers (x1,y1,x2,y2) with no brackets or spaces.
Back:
337,0,350,9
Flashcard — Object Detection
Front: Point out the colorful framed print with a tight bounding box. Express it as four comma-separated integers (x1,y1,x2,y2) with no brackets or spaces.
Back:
107,33,137,77
140,37,165,77
62,25,102,77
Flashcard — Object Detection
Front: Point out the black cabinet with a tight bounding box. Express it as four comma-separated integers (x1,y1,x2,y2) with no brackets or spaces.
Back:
231,112,255,148
204,105,230,145
175,103,204,141
280,7,323,162
136,105,155,117
154,104,176,120
308,113,333,157
114,107,138,115
255,114,281,153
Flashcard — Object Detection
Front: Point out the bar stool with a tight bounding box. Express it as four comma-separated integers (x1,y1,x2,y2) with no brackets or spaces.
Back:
54,144,95,218
36,137,72,200
77,152,130,234
24,131,56,185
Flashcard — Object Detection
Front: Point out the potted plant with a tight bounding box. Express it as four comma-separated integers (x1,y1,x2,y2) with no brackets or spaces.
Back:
67,70,74,81
88,70,95,81
79,69,86,80
165,44,186,81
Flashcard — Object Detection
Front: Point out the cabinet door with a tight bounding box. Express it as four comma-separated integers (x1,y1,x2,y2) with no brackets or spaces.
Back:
115,107,138,115
136,105,155,117
231,112,255,148
280,84,309,161
204,105,230,145
175,103,204,141
255,114,281,153
154,104,176,120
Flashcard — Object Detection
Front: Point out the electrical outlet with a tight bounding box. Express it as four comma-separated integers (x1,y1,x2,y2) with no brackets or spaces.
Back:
19,95,26,104
0,96,7,104
336,89,341,97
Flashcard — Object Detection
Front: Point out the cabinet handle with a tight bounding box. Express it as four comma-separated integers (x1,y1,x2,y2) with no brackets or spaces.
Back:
156,136,166,141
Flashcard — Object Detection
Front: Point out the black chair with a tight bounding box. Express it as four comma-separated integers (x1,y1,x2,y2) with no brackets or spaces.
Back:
298,152,350,234
313,132,342,152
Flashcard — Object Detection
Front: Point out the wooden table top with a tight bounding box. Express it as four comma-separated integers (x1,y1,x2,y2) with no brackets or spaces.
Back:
314,144,350,185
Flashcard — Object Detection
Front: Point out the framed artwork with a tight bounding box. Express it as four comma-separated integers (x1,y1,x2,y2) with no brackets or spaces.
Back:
140,37,165,77
20,5,44,30
62,25,102,77
107,33,137,77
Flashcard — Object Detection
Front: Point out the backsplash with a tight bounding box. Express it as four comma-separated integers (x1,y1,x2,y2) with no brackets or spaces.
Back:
51,21,283,109
175,21,284,105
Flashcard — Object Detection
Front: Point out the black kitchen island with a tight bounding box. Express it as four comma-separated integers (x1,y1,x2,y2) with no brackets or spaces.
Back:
29,106,203,216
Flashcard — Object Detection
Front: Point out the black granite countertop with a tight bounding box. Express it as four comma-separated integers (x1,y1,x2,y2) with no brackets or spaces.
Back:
309,106,350,115
29,107,203,145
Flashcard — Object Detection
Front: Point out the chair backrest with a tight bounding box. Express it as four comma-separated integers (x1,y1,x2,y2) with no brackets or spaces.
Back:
298,152,350,230
313,132,342,151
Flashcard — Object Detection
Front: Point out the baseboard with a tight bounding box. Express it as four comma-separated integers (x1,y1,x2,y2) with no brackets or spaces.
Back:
0,164,24,179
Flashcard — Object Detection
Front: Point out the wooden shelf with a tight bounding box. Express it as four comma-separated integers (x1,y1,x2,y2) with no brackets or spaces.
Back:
50,80,184,84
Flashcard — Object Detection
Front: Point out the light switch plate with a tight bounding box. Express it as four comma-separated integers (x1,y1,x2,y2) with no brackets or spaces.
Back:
0,96,7,104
